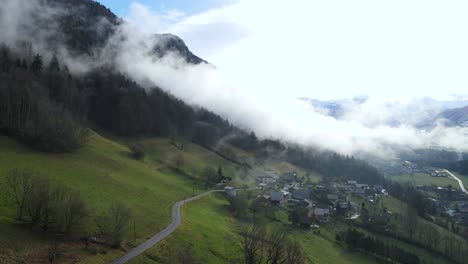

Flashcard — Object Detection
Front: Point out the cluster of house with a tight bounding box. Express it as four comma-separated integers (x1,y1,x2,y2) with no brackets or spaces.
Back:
402,161,449,177
340,180,386,203
254,172,388,224
445,202,468,224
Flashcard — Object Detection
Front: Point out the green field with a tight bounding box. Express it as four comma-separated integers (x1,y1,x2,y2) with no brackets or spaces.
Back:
0,132,239,263
392,173,461,190
127,193,378,264
354,195,461,264
0,132,324,263
1,132,458,264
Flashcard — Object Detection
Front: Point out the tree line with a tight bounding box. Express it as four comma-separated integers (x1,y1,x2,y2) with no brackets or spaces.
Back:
1,43,384,186
338,228,420,264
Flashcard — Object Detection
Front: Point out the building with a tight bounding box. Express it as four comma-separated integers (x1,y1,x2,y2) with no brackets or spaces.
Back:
269,191,284,203
327,194,338,203
281,172,296,184
314,208,330,222
257,171,278,186
292,189,310,200
224,186,237,196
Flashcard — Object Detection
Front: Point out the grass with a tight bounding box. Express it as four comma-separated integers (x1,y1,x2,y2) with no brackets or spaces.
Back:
359,195,461,264
127,192,378,264
0,132,239,263
391,173,461,190
1,131,388,264
128,193,238,264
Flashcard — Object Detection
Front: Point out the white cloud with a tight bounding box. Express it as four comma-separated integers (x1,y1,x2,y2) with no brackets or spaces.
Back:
155,0,468,101
5,0,468,157
115,1,468,156
124,2,186,34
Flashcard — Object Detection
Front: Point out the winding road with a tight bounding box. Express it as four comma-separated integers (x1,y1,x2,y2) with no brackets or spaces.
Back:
444,169,468,195
110,190,225,264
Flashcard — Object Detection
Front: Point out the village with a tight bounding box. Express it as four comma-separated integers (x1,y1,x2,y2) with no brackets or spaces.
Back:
224,170,388,227
222,165,468,230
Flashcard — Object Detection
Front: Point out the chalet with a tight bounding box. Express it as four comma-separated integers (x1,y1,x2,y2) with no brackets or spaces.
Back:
292,189,310,200
327,194,338,203
224,186,237,196
338,202,350,213
457,202,468,214
354,184,369,197
297,199,313,208
281,172,296,184
314,208,330,222
346,180,357,186
269,191,284,203
257,171,278,185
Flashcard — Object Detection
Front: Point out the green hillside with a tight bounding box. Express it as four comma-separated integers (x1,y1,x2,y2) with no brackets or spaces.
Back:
0,132,237,263
1,132,457,264
0,131,317,263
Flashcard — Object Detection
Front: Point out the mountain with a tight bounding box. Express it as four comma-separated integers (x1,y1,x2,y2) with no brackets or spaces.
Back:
153,34,206,64
440,105,468,127
300,96,468,128
20,0,204,64
297,96,368,119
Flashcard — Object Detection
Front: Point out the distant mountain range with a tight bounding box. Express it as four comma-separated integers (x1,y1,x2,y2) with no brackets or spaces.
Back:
440,105,468,127
299,96,468,128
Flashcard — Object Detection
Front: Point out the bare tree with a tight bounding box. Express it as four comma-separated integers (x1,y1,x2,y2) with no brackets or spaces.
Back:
6,168,32,220
171,154,185,170
176,243,199,264
265,229,305,264
284,241,305,264
96,202,132,247
25,176,50,226
265,229,287,264
47,240,62,264
237,223,265,264
62,190,88,235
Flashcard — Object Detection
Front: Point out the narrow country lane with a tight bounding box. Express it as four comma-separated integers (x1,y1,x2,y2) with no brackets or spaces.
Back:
110,190,225,264
444,169,468,195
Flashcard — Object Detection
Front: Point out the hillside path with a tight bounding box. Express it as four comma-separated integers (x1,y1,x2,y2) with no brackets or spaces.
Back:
444,169,468,195
110,190,225,264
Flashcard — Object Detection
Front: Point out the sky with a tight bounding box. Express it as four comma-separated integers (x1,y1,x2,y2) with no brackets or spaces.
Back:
3,0,467,154
97,0,468,103
82,0,468,155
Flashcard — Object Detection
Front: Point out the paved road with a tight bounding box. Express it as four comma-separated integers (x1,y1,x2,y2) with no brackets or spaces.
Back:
110,190,224,264
444,169,468,195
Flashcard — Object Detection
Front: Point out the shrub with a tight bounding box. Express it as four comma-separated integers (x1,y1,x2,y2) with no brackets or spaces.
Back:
129,144,145,160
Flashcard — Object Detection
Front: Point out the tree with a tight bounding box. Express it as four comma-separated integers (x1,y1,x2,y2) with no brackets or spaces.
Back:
30,54,43,74
237,223,265,264
201,166,220,187
265,229,288,264
227,195,248,218
96,202,132,247
25,176,50,226
176,243,199,264
129,144,145,160
404,205,418,240
62,190,88,235
47,55,60,73
47,240,62,264
171,154,185,170
6,168,33,220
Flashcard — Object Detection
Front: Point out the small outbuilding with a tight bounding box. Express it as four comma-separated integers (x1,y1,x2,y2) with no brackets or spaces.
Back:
224,186,237,196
